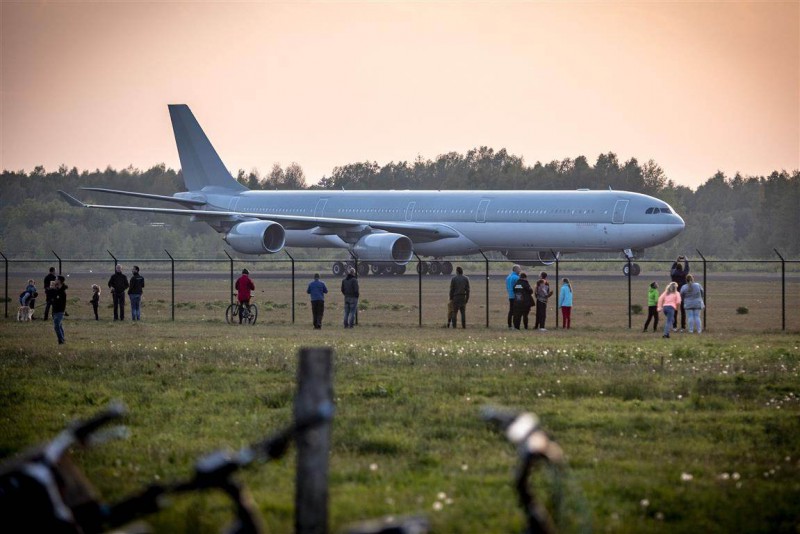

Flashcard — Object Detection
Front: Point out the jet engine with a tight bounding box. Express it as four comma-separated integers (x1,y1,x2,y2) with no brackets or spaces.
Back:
224,220,286,254
352,233,414,264
502,250,561,266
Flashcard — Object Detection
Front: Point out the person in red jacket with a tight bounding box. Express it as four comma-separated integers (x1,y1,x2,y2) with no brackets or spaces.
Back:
235,268,255,324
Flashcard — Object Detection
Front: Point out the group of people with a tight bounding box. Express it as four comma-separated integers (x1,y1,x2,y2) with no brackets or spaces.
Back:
303,266,360,329
18,265,146,344
504,266,572,331
645,255,705,337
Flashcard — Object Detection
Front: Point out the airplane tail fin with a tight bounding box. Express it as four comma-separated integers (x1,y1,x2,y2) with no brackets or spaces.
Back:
168,104,247,193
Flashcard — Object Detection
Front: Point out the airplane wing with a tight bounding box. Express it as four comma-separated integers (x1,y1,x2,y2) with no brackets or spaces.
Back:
80,187,207,207
58,191,459,241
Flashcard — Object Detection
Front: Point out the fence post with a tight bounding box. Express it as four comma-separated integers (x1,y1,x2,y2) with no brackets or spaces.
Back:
696,249,707,331
479,250,489,328
295,347,333,534
164,250,175,321
774,249,785,331
348,251,359,326
224,250,234,307
627,256,632,328
106,250,117,271
285,249,296,324
0,251,7,318
414,253,423,327
52,250,62,275
552,249,559,329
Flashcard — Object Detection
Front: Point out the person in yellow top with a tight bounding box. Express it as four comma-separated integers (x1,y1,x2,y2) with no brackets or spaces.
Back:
657,282,682,339
642,282,659,333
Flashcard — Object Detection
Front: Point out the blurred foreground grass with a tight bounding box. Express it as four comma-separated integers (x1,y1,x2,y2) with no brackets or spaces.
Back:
1,319,799,533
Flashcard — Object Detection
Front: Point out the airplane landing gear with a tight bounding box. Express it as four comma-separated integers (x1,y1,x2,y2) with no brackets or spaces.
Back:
623,263,641,276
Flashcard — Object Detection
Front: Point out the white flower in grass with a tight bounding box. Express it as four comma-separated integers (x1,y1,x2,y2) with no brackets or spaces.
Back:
369,463,378,471
437,492,447,500
432,501,443,511
680,472,693,482
640,499,650,508
461,464,469,471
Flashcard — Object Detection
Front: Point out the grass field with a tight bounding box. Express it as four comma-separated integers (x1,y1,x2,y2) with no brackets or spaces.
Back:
1,273,799,533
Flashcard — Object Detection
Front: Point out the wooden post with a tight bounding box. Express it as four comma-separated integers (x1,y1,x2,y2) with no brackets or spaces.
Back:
295,347,333,534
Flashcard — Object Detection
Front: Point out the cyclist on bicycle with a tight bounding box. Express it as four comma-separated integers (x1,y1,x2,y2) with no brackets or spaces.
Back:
235,268,255,324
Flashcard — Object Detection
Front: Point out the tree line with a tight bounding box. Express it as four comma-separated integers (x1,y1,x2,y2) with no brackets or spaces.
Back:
1,151,797,259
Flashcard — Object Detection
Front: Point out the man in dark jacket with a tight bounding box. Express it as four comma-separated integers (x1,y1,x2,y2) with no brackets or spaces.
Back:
512,272,534,330
43,267,57,320
128,265,145,321
449,266,470,329
108,265,129,321
307,273,328,329
47,276,68,344
340,267,359,328
670,256,689,331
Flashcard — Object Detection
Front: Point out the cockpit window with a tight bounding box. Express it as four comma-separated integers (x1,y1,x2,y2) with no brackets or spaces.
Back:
646,206,672,214
660,207,672,214
646,207,655,214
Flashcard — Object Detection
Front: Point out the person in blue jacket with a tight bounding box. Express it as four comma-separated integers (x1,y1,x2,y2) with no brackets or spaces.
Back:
307,273,328,329
559,278,573,329
505,265,521,329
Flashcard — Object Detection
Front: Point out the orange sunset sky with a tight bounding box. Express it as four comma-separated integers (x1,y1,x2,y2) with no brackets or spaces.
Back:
1,1,798,189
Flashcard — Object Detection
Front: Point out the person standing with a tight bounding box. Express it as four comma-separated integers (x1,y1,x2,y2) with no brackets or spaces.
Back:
108,265,129,321
512,272,533,330
341,267,360,328
680,274,705,334
559,278,573,329
505,265,521,329
47,276,68,344
449,266,470,329
534,272,553,331
670,255,689,332
128,266,145,321
235,268,255,324
90,284,101,321
657,282,682,339
642,282,659,333
43,267,57,320
307,273,328,329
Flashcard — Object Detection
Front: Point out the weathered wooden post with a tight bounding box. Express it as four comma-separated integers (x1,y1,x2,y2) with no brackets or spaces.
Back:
295,347,333,534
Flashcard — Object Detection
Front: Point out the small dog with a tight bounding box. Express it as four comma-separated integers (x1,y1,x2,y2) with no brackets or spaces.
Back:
17,306,33,322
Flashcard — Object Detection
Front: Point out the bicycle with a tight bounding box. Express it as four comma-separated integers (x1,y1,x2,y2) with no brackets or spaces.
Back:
226,294,258,325
0,401,333,534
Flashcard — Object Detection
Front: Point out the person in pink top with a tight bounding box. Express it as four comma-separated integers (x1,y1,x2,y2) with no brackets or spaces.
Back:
657,282,682,339
235,268,255,324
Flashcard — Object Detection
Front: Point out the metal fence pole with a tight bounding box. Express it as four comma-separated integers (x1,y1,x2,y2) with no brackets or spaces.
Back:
552,250,559,329
295,347,333,534
0,251,7,318
413,253,423,327
627,256,632,329
285,249,295,324
52,250,62,275
479,251,489,328
165,250,175,321
696,249,707,330
775,249,785,331
224,250,234,307
107,250,117,269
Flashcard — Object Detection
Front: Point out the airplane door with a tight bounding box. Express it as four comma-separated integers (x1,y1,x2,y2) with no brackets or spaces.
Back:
228,197,240,211
405,201,416,221
314,198,328,218
612,200,628,224
476,199,490,223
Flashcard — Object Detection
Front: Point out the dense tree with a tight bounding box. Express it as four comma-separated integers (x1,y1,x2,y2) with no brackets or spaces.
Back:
1,157,798,259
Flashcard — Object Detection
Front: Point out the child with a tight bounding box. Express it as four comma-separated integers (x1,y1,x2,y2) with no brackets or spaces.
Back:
19,279,36,306
90,284,100,320
643,282,659,332
559,278,573,329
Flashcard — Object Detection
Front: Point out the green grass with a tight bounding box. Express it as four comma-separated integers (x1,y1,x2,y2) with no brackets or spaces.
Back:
1,308,799,532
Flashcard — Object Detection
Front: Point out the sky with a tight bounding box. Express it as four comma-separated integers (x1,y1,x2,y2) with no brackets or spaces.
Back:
1,1,798,189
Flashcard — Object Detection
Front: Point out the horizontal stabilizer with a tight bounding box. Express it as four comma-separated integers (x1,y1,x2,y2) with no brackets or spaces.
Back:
81,187,206,207
58,191,87,208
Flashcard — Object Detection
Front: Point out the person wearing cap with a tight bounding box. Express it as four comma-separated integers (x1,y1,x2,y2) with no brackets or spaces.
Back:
235,268,255,324
307,273,328,329
340,267,359,328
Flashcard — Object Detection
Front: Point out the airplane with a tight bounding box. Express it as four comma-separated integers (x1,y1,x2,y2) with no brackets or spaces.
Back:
59,104,685,277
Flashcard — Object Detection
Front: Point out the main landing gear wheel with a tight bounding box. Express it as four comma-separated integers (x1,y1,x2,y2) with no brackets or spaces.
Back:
393,264,406,275
429,261,441,275
416,261,429,275
441,261,453,275
622,263,641,276
357,263,370,277
332,262,345,277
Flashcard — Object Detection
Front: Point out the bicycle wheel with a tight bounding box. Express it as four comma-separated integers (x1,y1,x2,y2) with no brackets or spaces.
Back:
225,303,238,324
246,304,258,325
